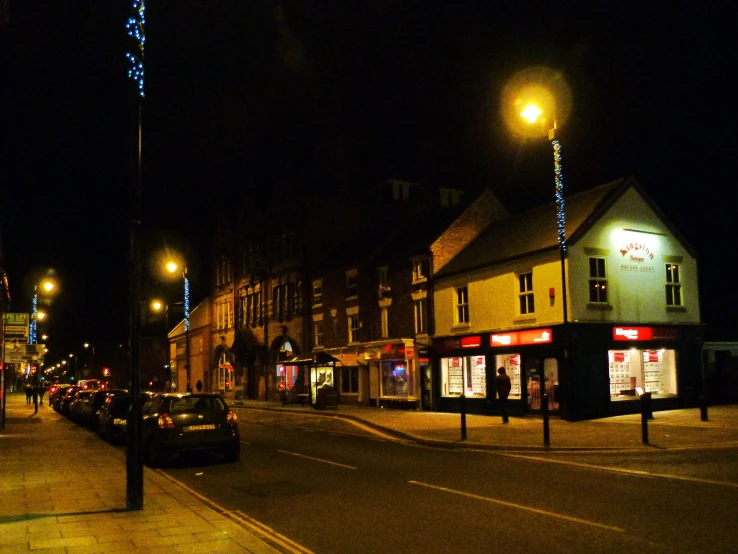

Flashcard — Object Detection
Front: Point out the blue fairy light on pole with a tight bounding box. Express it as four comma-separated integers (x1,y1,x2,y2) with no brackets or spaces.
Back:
126,0,146,97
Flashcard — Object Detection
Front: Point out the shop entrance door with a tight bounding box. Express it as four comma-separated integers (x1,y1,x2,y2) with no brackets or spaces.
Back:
525,357,560,412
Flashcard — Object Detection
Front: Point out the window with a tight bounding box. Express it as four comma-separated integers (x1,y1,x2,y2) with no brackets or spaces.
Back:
377,266,389,297
272,284,283,320
227,299,233,328
346,271,358,297
589,257,608,303
381,361,410,397
440,355,486,398
244,289,261,327
455,286,469,324
665,264,682,306
314,321,323,347
518,272,534,315
216,259,232,286
380,307,389,338
312,280,322,306
349,314,360,343
608,349,678,399
414,298,427,334
412,258,430,282
341,366,359,394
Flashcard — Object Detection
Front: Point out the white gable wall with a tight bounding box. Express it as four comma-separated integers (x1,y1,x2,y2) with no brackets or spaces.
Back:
568,186,700,324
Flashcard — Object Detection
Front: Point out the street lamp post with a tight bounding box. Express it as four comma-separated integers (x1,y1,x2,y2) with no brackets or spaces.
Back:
166,262,190,393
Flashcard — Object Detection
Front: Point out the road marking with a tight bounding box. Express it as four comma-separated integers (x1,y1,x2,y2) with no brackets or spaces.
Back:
278,449,358,470
498,453,738,489
408,480,625,532
154,471,312,554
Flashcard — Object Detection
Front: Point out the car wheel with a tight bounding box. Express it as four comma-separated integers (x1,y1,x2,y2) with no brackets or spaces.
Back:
223,442,240,463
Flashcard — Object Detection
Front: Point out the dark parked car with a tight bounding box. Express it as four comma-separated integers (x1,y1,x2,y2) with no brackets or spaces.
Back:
98,395,131,444
141,393,240,467
59,386,83,415
50,384,72,412
88,389,128,429
69,390,96,423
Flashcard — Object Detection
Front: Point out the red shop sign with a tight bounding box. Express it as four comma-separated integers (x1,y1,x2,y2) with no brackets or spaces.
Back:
490,328,553,347
613,327,654,341
460,336,482,348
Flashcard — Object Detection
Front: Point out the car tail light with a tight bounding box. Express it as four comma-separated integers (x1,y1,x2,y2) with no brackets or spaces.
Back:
226,411,238,424
157,413,175,429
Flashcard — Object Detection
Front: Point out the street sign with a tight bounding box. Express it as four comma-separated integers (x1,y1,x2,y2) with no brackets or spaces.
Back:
2,313,30,344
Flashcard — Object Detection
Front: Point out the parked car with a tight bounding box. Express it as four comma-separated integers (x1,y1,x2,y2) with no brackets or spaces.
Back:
69,390,96,424
60,386,83,416
78,379,101,390
98,395,132,444
50,384,72,412
141,393,240,467
88,389,128,430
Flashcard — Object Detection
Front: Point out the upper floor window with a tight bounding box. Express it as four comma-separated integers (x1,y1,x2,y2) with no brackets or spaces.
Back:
216,259,232,286
314,321,324,347
242,289,262,327
346,270,358,298
313,279,323,306
412,258,430,283
414,298,428,334
518,272,534,315
215,299,233,330
455,286,469,324
665,264,682,306
589,257,608,303
349,314,361,343
378,266,389,289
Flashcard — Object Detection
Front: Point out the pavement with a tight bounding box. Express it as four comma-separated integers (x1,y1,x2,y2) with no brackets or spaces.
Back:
232,397,738,452
0,392,283,554
2,393,737,554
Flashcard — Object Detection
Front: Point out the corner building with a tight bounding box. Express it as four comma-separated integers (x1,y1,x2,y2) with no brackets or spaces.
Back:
432,177,704,420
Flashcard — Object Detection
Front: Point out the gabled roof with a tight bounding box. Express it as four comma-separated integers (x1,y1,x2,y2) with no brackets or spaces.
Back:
435,176,689,279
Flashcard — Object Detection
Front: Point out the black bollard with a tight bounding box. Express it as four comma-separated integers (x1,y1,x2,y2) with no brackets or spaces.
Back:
460,394,467,440
640,392,650,445
542,392,550,448
699,394,708,422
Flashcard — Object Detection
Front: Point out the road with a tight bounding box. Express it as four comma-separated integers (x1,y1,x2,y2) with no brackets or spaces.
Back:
156,410,738,554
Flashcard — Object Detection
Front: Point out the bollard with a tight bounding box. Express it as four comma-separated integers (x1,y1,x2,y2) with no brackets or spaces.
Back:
541,392,550,448
699,394,708,422
460,394,467,440
640,392,650,445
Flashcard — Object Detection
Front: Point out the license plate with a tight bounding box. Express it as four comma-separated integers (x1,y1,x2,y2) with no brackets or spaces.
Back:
184,424,216,432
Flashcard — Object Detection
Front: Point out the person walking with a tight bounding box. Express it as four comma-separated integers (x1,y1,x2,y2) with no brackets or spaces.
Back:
495,367,511,424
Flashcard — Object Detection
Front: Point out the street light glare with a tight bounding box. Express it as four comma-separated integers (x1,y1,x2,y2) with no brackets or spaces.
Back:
167,262,178,273
520,104,543,123
42,280,55,292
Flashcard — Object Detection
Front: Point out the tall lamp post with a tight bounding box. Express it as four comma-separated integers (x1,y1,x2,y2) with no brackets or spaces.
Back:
83,343,95,381
166,262,190,392
31,278,55,412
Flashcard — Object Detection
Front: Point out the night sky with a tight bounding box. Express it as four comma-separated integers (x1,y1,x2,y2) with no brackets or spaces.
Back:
2,2,736,368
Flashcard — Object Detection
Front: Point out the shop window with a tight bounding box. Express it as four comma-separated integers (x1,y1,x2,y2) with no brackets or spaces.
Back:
381,361,410,397
276,364,300,392
314,321,323,347
665,264,682,306
494,354,522,399
440,355,486,398
589,257,608,303
518,272,534,315
346,270,358,298
455,286,469,324
313,280,322,306
341,366,359,394
608,349,678,399
414,298,427,334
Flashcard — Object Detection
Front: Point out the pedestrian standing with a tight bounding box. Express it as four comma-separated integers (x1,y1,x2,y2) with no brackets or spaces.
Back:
495,367,511,424
39,386,46,406
25,384,32,405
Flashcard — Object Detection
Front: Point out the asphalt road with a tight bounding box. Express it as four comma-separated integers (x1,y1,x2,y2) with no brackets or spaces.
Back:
154,411,738,554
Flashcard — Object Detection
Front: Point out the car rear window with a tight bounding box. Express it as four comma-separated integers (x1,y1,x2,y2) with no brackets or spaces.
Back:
169,396,225,413
111,398,131,417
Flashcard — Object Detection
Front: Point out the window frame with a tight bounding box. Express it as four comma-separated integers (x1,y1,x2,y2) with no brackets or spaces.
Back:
588,257,608,304
455,286,469,325
518,272,534,315
665,263,682,306
348,314,360,343
414,297,427,334
346,270,358,298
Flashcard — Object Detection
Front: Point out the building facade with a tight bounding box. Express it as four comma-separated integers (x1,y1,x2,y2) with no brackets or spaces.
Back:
432,177,704,420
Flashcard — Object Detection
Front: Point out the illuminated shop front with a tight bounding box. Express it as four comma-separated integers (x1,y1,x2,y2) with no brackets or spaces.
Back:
364,340,417,409
433,329,564,416
433,323,703,420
